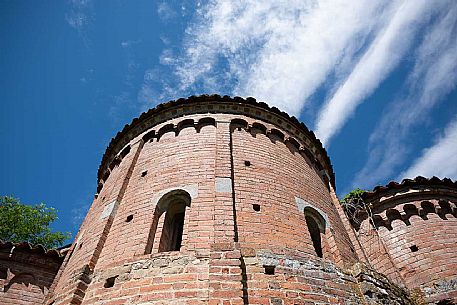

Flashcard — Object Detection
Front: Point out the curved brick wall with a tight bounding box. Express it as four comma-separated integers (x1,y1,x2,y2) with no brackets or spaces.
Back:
46,95,365,305
0,242,64,305
351,178,457,303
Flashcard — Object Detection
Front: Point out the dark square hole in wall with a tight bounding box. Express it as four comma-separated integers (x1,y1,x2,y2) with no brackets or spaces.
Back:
126,215,133,222
141,170,148,177
252,204,261,212
0,268,7,279
244,160,251,166
79,243,83,249
104,276,117,288
410,245,418,252
264,265,275,275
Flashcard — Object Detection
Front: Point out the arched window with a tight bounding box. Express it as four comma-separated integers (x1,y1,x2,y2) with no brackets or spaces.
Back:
159,201,186,252
145,189,191,254
304,207,327,258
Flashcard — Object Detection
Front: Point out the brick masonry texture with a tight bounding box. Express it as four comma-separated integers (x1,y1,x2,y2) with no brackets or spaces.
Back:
0,243,64,305
351,182,457,303
2,95,456,304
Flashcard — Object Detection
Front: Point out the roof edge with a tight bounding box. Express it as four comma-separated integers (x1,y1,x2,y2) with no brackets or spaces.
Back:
97,94,335,188
362,176,457,201
0,241,68,260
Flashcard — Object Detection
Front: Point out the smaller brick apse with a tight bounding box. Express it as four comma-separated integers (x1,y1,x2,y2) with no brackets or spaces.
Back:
0,242,67,305
347,176,457,303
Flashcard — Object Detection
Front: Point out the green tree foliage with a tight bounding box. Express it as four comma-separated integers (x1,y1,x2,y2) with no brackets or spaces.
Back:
340,188,366,206
0,196,70,249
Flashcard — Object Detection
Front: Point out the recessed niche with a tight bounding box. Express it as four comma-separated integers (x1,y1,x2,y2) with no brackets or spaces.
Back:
141,170,148,177
244,160,251,166
264,265,275,275
409,245,418,252
126,215,133,222
0,268,7,279
252,204,261,212
104,276,117,288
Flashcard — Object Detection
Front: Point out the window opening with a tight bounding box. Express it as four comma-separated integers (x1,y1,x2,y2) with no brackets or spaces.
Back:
252,204,261,212
244,160,251,166
141,170,148,177
145,189,191,254
158,201,188,253
170,212,185,251
126,215,133,222
305,215,323,258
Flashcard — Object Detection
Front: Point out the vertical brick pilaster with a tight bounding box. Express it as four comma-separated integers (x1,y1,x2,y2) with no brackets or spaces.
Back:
214,121,236,243
209,120,245,304
48,140,144,305
329,185,368,266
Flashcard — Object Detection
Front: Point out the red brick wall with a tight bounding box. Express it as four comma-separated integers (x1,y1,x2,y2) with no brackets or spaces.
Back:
230,120,356,265
355,192,457,302
48,108,362,304
0,248,62,305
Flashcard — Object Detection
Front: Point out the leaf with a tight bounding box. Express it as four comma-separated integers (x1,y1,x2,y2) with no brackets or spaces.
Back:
0,196,71,249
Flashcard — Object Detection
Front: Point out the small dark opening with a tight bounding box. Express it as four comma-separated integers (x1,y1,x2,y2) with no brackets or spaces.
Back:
410,245,418,252
252,204,261,212
141,170,148,177
305,215,323,258
126,215,133,222
104,276,117,288
79,243,83,249
158,200,189,253
264,265,275,275
171,212,185,251
0,268,7,279
244,160,251,166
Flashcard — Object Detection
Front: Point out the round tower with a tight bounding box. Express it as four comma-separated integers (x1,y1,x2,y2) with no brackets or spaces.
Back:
349,177,457,303
46,95,368,305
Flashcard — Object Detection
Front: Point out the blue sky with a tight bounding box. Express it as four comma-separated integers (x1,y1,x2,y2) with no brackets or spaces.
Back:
1,0,456,241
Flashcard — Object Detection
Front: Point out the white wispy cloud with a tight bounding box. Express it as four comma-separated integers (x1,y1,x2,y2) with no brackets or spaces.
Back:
400,116,457,180
149,0,456,189
351,2,457,188
314,0,440,146
157,2,178,22
121,40,140,48
167,0,391,115
65,0,94,47
71,196,91,231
